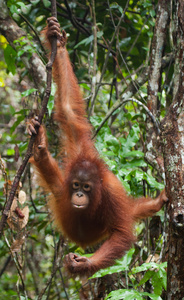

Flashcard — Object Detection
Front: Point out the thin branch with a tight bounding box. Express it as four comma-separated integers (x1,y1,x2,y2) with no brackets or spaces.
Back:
89,0,97,116
27,253,40,294
38,235,68,300
93,53,173,137
93,97,160,138
64,0,91,36
0,255,11,278
125,15,149,59
53,236,69,300
28,165,48,214
0,0,57,238
37,266,58,300
19,13,46,55
0,155,8,202
117,39,147,104
4,235,28,299
107,0,116,28
89,0,130,116
72,7,90,65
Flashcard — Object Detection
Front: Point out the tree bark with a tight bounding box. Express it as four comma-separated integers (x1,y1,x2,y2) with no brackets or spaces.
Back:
161,1,184,298
146,0,170,177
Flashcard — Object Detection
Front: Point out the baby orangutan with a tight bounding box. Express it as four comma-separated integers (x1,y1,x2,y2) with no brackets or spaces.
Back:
29,17,167,277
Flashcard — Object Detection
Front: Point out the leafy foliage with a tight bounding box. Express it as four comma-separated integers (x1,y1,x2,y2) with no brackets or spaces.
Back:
105,289,162,300
91,248,135,278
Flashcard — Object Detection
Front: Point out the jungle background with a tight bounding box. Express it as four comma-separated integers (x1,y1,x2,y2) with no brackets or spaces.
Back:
0,0,184,299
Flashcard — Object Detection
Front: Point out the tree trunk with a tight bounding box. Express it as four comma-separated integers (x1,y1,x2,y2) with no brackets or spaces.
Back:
161,1,184,298
0,0,46,92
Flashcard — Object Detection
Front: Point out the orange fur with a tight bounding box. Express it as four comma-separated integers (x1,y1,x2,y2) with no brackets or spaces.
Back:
30,18,167,276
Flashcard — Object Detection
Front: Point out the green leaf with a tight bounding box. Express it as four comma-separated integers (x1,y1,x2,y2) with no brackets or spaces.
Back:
20,4,31,14
97,31,103,39
14,109,28,116
132,262,158,274
133,170,144,181
142,294,162,300
110,3,123,14
150,9,156,17
142,1,152,8
160,266,167,290
17,1,26,7
19,141,28,153
43,0,51,8
152,270,163,295
121,151,144,158
9,5,19,14
7,148,15,156
38,214,48,222
121,158,147,169
121,124,140,150
17,49,25,57
151,266,167,295
149,19,155,26
21,88,37,97
105,289,143,300
37,220,48,232
144,174,164,190
4,45,16,75
138,269,154,286
9,105,16,115
90,115,103,128
30,0,40,4
119,37,131,47
47,84,56,116
74,35,94,49
132,262,167,275
10,115,25,134
104,133,119,151
80,83,91,91
105,159,117,171
47,95,55,117
116,173,131,192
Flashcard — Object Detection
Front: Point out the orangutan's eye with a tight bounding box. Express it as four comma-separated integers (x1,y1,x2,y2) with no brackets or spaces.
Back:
73,181,80,189
83,184,91,192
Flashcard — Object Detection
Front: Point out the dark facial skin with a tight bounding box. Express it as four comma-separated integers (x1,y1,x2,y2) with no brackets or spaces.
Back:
71,180,91,210
70,166,95,210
